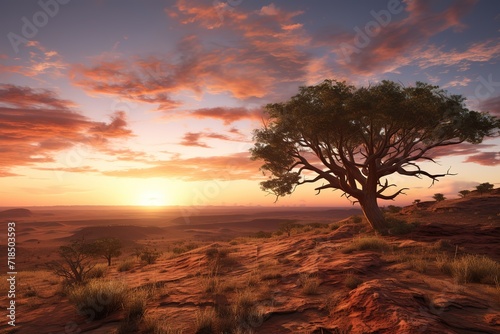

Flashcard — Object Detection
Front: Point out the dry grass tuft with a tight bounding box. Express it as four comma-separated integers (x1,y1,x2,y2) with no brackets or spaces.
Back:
343,236,391,254
299,273,321,295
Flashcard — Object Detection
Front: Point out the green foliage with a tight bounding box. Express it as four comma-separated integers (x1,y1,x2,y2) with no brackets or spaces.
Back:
458,190,471,198
432,193,446,202
140,247,162,265
117,260,135,272
278,221,301,236
250,79,498,231
476,182,494,195
386,205,402,213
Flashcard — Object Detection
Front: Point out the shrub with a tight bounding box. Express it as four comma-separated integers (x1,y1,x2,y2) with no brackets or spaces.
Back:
433,193,446,202
386,205,402,214
117,259,135,272
140,248,162,264
458,190,471,198
278,221,300,237
343,236,391,254
91,237,122,266
46,238,98,284
344,274,363,290
68,279,127,320
351,215,363,224
476,182,494,195
386,218,417,235
86,264,108,279
448,254,499,284
124,289,148,320
299,273,321,295
253,231,272,238
195,308,216,333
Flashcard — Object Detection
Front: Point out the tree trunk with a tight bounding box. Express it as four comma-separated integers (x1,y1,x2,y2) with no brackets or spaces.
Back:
359,194,388,232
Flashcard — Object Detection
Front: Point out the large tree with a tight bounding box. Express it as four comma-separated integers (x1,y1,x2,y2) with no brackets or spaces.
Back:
250,80,498,232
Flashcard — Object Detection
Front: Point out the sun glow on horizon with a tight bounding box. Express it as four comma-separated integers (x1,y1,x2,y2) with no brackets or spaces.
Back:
136,190,171,207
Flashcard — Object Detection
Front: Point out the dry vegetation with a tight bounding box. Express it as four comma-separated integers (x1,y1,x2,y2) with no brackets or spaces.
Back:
2,192,500,333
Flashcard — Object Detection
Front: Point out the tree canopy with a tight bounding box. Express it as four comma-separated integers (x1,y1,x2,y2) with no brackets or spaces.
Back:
250,80,498,232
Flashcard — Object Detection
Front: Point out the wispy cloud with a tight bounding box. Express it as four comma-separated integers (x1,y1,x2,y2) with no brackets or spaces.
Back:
464,151,500,166
0,85,134,177
103,152,262,181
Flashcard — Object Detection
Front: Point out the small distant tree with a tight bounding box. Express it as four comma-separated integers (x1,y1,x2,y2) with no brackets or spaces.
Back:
140,247,162,264
433,193,446,202
279,221,299,237
413,199,421,206
46,238,96,284
458,190,471,198
92,237,122,266
476,182,494,195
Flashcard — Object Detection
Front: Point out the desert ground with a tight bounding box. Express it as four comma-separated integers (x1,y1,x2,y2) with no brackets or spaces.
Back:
0,192,499,333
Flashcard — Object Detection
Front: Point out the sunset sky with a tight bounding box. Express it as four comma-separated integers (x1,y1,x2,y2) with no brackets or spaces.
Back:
0,0,499,208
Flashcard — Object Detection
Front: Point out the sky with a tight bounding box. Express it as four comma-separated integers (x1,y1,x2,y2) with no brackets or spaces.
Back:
0,0,499,208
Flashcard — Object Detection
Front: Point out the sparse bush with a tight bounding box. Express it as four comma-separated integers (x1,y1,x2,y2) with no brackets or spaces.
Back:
386,205,402,214
299,273,321,295
202,274,221,294
195,308,216,333
476,182,494,195
140,248,162,264
448,254,499,284
91,237,122,266
351,215,363,224
125,289,148,320
386,218,417,235
142,313,182,334
118,259,135,272
433,193,446,202
278,221,300,237
46,238,97,284
343,236,391,254
253,230,272,238
68,279,127,320
87,263,108,279
433,239,454,251
344,274,363,290
458,190,471,198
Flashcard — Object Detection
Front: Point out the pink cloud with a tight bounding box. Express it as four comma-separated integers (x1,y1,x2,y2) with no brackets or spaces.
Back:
464,152,500,166
332,0,479,75
0,85,134,177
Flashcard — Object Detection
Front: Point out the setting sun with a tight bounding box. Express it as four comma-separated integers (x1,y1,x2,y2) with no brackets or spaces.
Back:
137,190,170,207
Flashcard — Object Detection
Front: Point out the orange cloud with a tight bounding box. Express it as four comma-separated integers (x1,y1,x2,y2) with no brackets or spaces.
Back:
179,130,245,148
464,152,500,166
331,0,478,75
0,85,134,177
189,107,263,125
103,152,263,181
